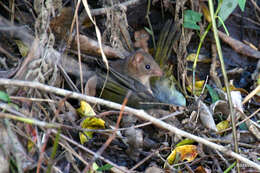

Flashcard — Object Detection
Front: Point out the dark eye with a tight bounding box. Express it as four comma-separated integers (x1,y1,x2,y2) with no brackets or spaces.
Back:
145,64,150,70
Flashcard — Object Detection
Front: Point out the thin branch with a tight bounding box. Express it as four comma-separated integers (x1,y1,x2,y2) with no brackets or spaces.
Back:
242,84,260,104
208,0,239,171
0,78,260,171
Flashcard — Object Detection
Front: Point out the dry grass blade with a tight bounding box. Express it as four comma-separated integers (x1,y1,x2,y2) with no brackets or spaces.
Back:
82,0,109,100
242,84,260,105
82,0,109,70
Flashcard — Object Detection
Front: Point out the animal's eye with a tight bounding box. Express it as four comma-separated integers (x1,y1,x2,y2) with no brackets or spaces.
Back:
145,64,150,70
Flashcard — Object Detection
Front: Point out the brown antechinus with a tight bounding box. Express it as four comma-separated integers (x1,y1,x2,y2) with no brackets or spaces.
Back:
110,49,163,91
60,49,163,93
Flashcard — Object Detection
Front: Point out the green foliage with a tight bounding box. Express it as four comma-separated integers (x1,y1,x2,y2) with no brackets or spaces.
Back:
96,164,113,171
47,130,61,173
176,139,195,147
223,161,236,173
9,157,18,173
237,0,246,11
0,91,10,103
217,0,246,26
144,27,153,36
206,85,219,103
218,0,238,26
183,10,202,30
238,122,248,130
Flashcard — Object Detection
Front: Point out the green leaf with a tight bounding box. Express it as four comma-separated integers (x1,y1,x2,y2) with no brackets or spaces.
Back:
183,22,200,30
0,91,10,103
92,162,101,173
144,27,153,35
238,122,248,130
206,85,219,103
183,10,202,30
218,0,238,26
237,0,246,11
96,164,113,171
176,138,195,147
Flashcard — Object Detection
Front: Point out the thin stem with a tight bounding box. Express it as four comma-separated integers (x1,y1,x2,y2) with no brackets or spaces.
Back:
0,79,259,171
146,0,156,50
207,0,239,172
192,23,212,95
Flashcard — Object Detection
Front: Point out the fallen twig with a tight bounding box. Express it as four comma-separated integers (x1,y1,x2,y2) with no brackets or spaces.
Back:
0,78,259,171
218,31,260,59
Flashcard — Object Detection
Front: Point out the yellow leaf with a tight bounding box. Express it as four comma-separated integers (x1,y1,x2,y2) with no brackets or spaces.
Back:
79,132,92,144
216,120,229,132
167,145,198,165
77,100,96,117
186,53,211,63
187,80,205,96
222,84,248,95
186,53,196,62
80,117,105,144
201,3,211,23
81,117,105,129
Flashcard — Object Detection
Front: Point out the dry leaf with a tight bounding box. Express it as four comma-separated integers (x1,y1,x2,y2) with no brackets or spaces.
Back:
194,165,211,173
199,100,218,131
231,91,244,113
222,84,248,95
210,100,230,118
167,145,198,165
85,75,98,97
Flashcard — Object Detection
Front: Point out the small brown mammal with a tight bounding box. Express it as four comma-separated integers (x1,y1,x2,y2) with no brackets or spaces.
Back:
110,49,163,91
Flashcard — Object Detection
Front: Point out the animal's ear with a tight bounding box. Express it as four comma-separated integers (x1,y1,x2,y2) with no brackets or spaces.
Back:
133,52,144,64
